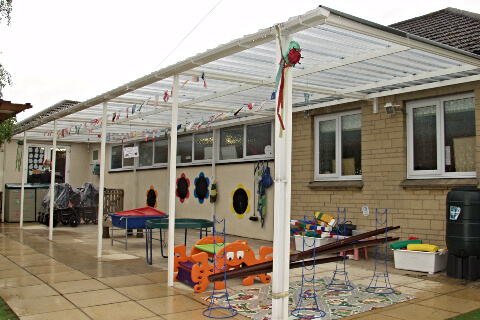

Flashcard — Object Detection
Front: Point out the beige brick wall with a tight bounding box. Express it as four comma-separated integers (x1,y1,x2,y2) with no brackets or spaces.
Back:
291,81,480,247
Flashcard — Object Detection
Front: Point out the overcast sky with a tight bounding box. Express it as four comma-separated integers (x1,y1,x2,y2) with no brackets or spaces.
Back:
1,0,478,121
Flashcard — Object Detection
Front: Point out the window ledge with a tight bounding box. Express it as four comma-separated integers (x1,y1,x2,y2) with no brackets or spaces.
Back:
308,180,363,189
400,178,478,189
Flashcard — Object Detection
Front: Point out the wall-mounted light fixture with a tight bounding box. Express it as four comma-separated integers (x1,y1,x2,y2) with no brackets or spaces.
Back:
384,102,406,115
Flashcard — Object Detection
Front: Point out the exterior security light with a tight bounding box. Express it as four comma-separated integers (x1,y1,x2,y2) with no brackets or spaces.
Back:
384,102,396,114
384,102,406,115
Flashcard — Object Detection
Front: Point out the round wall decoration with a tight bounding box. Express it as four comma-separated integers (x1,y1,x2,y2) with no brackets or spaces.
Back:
146,185,158,208
194,172,210,204
231,184,250,219
176,173,190,203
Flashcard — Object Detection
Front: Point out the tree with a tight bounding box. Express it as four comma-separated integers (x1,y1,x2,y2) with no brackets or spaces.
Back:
0,0,15,150
0,62,12,99
0,0,12,25
0,0,13,99
0,117,15,151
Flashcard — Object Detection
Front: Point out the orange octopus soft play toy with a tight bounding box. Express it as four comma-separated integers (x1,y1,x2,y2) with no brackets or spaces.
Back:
173,236,273,293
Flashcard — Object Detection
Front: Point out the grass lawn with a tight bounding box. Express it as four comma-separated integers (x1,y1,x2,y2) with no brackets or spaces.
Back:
448,308,480,320
0,297,18,320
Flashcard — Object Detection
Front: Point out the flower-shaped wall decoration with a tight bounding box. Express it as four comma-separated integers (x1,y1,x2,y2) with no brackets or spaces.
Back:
146,185,158,208
194,172,210,204
176,173,190,203
231,184,250,219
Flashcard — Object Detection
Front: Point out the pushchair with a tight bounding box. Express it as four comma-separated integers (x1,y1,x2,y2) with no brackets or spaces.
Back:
79,182,99,224
38,183,82,227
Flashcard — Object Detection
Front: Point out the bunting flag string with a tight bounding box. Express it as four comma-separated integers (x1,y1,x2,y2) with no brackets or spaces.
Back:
186,121,195,131
196,119,203,130
49,88,281,141
213,112,223,121
259,99,268,110
234,106,243,116
201,72,207,88
206,115,215,128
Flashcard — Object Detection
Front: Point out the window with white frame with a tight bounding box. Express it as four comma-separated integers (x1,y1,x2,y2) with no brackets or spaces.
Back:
246,123,272,157
314,111,362,180
194,132,213,161
219,122,273,161
138,141,153,167
92,148,99,162
220,125,244,160
110,122,273,170
407,93,476,179
177,135,192,163
154,139,168,165
110,143,134,170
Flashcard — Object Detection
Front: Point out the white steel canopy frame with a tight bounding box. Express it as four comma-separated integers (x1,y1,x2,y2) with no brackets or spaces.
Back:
10,6,480,319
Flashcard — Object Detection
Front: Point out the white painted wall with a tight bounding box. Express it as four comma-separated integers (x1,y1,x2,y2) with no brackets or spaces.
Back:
4,139,275,241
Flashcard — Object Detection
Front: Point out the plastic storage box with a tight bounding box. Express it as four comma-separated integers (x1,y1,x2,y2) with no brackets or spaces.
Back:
393,249,448,274
294,235,335,251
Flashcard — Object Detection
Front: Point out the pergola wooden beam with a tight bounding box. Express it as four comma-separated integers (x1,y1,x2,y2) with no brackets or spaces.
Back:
0,100,32,122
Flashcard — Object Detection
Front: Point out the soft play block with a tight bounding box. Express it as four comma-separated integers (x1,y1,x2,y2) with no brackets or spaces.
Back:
407,244,439,252
390,240,422,250
177,261,198,288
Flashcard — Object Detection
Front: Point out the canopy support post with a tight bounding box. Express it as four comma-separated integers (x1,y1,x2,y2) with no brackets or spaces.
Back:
49,121,57,240
167,74,179,287
97,102,108,258
20,131,28,229
272,32,293,319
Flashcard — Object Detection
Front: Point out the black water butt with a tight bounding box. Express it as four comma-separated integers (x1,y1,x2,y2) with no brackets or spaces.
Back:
446,187,480,280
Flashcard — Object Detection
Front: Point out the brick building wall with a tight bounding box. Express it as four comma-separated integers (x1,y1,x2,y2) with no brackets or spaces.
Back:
291,81,480,247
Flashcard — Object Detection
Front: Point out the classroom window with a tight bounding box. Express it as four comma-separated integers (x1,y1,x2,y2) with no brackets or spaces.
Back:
154,139,168,165
138,141,153,167
314,111,362,180
177,135,192,163
194,132,213,161
407,93,476,178
110,143,134,170
246,123,272,157
219,126,244,160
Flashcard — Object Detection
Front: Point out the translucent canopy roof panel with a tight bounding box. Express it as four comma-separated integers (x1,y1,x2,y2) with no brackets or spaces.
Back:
13,6,480,143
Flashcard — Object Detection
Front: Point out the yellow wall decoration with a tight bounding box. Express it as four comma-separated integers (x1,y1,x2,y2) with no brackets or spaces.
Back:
231,184,250,219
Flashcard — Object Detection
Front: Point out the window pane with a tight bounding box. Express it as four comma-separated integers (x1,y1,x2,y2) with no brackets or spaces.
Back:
111,145,123,169
177,135,192,163
246,123,271,156
139,141,153,167
154,139,168,164
220,126,243,160
194,132,213,161
444,97,475,172
413,105,437,171
92,149,99,161
341,114,361,175
123,144,134,167
318,119,336,174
